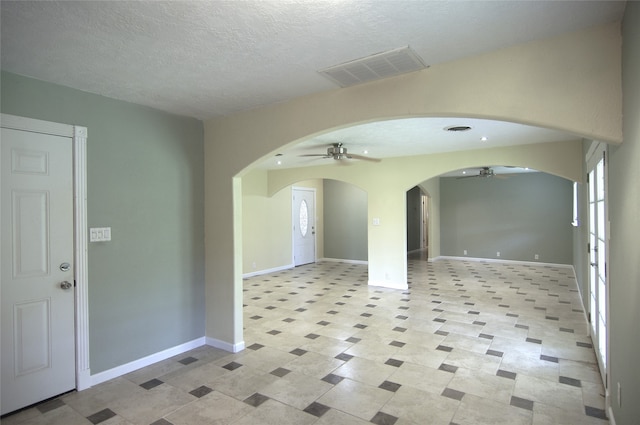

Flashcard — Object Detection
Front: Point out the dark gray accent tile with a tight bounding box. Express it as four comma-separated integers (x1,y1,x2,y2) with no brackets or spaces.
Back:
303,401,331,417
384,358,404,367
467,311,480,315
559,376,582,388
250,315,263,320
435,330,450,336
395,315,408,320
335,353,354,362
222,361,243,371
393,326,407,333
497,369,517,380
526,337,542,344
442,387,465,401
150,419,173,425
379,380,402,392
37,398,65,414
515,324,529,330
244,393,270,407
436,345,453,352
486,349,503,357
283,317,295,323
560,327,575,333
265,306,277,310
267,329,281,335
178,356,198,365
433,318,447,323
510,396,534,411
540,354,559,363
370,411,398,425
290,348,307,356
346,336,361,343
87,408,117,424
585,406,607,419
140,378,163,390
439,363,458,373
327,310,339,315
271,367,291,377
190,385,213,398
478,333,494,340
389,340,406,348
354,323,367,329
360,312,373,318
472,321,486,326
577,341,593,348
317,320,330,326
295,307,306,312
322,373,344,385
247,343,264,350
305,333,320,339
545,315,560,321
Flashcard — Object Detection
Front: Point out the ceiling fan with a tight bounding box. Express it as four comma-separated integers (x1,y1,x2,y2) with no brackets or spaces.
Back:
457,167,509,179
300,143,381,163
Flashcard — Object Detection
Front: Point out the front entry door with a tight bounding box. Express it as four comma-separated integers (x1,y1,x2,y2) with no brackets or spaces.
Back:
587,143,608,394
1,127,76,414
292,188,316,266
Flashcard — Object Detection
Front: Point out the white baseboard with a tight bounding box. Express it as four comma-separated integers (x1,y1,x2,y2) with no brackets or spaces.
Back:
368,280,408,290
243,263,294,278
431,256,573,269
89,337,206,387
320,258,368,265
206,337,245,353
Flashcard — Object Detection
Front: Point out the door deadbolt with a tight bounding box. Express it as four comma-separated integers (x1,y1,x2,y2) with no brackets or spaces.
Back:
60,262,71,272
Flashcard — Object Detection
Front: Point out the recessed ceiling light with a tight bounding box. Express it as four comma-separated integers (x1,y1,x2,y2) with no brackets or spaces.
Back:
462,171,467,175
277,160,282,165
363,150,369,154
445,126,472,132
480,136,488,141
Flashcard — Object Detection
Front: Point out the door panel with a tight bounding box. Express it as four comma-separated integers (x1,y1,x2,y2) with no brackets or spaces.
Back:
1,127,75,415
293,188,316,266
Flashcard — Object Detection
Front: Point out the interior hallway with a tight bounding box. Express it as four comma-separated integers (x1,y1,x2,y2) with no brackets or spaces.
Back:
2,258,607,425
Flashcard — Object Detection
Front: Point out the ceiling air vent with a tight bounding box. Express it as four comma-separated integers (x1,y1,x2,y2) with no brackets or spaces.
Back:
319,46,428,88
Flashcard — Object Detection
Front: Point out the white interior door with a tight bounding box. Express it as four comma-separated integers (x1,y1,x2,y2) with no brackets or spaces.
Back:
293,188,316,266
1,127,76,415
587,145,608,391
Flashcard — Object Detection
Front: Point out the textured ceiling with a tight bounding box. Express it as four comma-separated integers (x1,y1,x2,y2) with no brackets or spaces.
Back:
0,1,627,170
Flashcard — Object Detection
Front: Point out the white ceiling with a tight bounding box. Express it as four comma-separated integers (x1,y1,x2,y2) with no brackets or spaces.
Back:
1,1,626,171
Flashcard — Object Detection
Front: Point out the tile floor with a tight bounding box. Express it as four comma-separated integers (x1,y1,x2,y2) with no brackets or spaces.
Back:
2,257,609,425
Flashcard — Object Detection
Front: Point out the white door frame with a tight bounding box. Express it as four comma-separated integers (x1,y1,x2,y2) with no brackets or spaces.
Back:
291,186,316,266
1,114,90,391
585,140,610,412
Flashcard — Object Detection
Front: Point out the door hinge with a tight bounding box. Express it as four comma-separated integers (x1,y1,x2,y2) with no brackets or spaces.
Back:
587,242,590,253
74,280,77,287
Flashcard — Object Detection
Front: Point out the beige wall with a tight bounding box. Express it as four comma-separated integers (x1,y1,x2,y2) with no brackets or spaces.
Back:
204,23,622,347
242,171,323,275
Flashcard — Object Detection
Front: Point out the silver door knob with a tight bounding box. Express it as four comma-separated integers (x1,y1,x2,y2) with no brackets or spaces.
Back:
60,281,73,290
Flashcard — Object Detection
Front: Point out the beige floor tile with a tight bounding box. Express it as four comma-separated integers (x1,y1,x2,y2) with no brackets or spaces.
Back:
165,390,253,425
388,361,453,395
382,385,458,425
283,350,344,378
447,366,515,404
332,356,398,387
109,383,195,424
532,401,609,425
317,378,394,421
208,364,279,401
231,399,317,425
452,393,532,425
313,408,372,425
514,374,584,414
260,370,333,409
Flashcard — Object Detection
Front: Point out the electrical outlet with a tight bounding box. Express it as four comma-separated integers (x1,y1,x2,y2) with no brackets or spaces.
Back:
534,254,539,260
463,250,468,255
496,251,500,257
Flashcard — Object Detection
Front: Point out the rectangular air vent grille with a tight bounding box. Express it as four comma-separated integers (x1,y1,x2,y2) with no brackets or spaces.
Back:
319,46,427,88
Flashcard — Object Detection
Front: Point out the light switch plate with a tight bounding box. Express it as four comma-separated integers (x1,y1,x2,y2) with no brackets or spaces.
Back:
90,227,111,242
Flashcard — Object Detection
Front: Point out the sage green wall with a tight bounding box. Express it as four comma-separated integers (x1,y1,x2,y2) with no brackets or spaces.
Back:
440,173,573,264
0,71,205,374
406,187,422,252
323,179,367,261
609,3,640,422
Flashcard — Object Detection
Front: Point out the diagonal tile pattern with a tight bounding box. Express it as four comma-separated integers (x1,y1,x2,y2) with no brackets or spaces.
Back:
1,258,609,425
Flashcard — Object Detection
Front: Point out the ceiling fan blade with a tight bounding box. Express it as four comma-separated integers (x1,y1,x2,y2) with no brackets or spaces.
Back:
456,175,479,179
347,154,381,162
299,154,331,158
494,174,510,179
